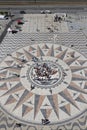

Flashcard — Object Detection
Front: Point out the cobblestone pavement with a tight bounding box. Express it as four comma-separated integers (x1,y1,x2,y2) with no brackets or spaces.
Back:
0,12,87,130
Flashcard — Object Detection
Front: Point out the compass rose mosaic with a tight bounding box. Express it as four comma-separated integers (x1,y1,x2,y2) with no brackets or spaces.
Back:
0,43,87,125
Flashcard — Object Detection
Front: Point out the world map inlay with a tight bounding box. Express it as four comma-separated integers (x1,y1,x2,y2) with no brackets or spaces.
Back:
0,43,87,125
23,58,71,89
28,61,62,87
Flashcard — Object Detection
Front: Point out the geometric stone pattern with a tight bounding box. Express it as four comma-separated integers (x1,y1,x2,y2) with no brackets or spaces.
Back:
0,105,87,130
0,12,87,129
0,43,87,125
0,30,87,63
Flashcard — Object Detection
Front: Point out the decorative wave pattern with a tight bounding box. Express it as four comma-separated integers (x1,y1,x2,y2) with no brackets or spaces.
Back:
0,110,87,130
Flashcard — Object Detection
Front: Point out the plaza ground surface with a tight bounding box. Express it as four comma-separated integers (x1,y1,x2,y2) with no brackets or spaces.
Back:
0,11,87,130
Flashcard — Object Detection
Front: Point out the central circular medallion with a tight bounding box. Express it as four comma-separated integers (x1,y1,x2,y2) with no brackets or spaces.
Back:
28,61,62,88
20,56,72,94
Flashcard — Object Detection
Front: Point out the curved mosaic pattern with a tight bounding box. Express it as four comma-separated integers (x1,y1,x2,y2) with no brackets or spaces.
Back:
0,109,87,130
0,43,87,125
